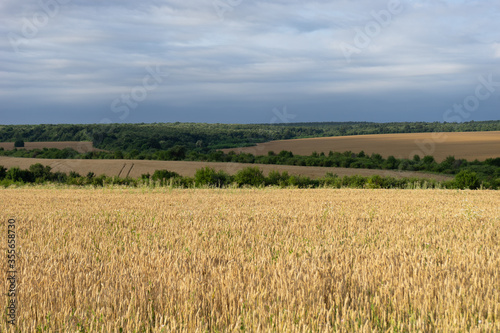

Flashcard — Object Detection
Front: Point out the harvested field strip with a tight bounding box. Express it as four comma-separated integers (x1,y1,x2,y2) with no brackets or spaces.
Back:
0,156,453,181
221,131,500,162
0,188,498,331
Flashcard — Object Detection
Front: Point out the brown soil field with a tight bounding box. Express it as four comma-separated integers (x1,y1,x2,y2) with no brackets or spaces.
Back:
0,141,103,153
0,156,453,181
221,131,500,162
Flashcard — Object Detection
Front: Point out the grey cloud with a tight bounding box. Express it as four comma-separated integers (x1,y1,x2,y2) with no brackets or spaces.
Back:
0,0,499,124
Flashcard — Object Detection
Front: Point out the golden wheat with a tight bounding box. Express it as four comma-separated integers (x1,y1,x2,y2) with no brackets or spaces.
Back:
1,187,499,332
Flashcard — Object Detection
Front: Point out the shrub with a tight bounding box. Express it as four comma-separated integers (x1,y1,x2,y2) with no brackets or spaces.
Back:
6,167,30,182
29,163,52,182
234,167,265,187
194,167,230,187
485,157,500,167
366,175,383,189
423,155,435,164
287,175,315,188
320,173,341,188
266,170,290,187
68,171,81,178
92,175,108,187
0,166,6,180
454,170,480,190
152,170,180,181
342,175,367,188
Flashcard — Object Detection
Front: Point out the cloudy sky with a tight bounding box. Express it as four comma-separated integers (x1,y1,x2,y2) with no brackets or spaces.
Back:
1,0,499,124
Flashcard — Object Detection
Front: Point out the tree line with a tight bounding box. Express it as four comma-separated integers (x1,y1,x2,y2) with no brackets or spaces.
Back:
0,163,487,190
1,121,499,154
2,147,499,189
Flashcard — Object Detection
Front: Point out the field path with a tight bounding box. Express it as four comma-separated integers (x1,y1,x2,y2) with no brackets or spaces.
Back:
117,163,127,178
125,163,134,178
0,156,453,181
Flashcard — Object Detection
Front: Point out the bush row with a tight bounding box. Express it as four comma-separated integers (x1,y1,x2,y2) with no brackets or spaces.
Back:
2,148,498,188
0,164,489,190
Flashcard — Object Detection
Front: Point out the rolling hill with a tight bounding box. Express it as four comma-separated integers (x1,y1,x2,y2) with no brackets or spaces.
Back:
0,156,453,181
221,131,500,162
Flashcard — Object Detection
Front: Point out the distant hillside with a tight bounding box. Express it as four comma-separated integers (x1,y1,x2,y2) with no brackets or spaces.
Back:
1,121,499,155
1,122,498,188
221,131,500,162
0,141,103,153
0,156,453,181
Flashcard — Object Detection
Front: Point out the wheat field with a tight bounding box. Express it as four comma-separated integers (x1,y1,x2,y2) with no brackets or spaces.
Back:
1,187,499,332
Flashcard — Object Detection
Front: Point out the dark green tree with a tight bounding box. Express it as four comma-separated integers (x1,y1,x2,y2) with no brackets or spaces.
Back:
29,163,52,182
0,166,6,179
6,167,30,182
152,169,180,182
14,139,24,148
266,170,289,186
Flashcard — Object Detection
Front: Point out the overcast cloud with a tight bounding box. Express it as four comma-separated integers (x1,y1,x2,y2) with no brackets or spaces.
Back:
1,0,499,124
